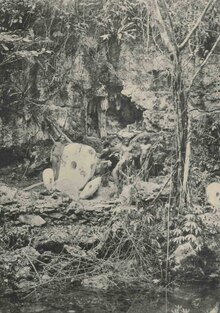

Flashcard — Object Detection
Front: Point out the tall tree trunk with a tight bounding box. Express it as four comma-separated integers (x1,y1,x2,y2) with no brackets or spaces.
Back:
172,53,188,208
182,111,191,204
151,0,217,208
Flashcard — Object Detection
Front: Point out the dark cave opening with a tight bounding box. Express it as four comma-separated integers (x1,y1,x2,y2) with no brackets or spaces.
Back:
87,94,143,137
114,95,143,127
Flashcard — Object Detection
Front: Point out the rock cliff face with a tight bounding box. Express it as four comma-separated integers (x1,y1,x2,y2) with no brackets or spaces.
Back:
0,35,219,165
0,42,167,156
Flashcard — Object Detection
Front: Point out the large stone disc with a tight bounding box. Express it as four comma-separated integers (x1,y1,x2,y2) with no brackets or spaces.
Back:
58,143,98,190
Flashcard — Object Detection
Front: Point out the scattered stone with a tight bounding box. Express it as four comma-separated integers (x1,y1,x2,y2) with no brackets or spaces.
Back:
16,191,32,199
58,143,98,190
34,199,60,214
18,214,46,227
40,190,51,196
81,201,113,212
41,274,51,283
0,185,17,204
49,213,64,220
79,177,102,200
66,201,80,214
41,206,56,214
15,266,32,280
74,206,84,215
81,274,111,290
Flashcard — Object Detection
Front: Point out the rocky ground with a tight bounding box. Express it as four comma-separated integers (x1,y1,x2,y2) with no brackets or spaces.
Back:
0,127,170,296
0,175,119,291
0,155,175,294
0,140,220,297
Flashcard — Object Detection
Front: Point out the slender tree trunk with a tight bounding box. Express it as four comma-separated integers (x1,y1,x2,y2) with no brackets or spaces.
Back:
182,111,191,203
150,0,217,208
172,53,188,207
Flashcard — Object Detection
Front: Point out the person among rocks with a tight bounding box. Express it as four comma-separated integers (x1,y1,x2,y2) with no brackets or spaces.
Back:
50,141,65,180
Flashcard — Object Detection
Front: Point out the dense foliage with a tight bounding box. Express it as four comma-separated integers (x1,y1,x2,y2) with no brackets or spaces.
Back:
0,0,219,113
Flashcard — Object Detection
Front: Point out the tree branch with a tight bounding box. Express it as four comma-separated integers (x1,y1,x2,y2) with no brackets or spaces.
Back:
187,34,220,93
161,0,175,35
179,0,217,50
151,0,176,55
46,118,73,143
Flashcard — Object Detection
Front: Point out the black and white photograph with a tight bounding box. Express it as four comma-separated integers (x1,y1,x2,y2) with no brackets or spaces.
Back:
0,0,219,312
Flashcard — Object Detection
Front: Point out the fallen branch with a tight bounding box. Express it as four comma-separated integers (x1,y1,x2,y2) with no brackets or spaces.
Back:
22,182,44,191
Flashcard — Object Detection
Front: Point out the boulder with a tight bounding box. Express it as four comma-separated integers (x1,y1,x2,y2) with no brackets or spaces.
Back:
58,143,98,190
0,185,17,204
79,177,101,200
